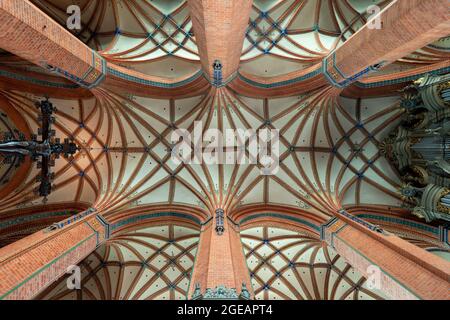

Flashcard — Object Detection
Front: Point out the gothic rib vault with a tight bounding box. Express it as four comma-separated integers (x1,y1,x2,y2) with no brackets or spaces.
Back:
0,0,449,300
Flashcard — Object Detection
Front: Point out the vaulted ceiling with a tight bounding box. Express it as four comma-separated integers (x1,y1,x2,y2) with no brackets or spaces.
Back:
241,0,391,75
38,223,388,300
32,0,201,78
29,0,450,81
37,222,200,300
0,0,449,300
0,87,404,220
241,226,386,300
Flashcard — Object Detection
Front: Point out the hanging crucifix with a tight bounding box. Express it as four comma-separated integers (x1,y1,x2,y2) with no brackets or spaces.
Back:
0,98,78,201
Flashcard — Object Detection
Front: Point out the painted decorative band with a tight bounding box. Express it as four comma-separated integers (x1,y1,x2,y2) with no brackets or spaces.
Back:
0,69,80,89
238,212,320,231
323,52,384,88
355,65,450,88
237,67,322,89
0,210,76,230
110,211,203,232
107,67,204,88
355,213,439,235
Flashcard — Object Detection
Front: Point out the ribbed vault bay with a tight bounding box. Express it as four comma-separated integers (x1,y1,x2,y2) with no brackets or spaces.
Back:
0,88,404,220
30,0,450,82
31,0,201,78
38,222,387,300
38,223,200,300
241,226,386,300
0,0,449,301
38,223,385,300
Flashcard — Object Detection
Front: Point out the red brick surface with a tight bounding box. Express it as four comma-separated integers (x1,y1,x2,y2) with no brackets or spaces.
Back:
188,0,253,80
0,214,106,300
188,219,253,298
325,219,450,300
0,0,102,86
333,0,450,81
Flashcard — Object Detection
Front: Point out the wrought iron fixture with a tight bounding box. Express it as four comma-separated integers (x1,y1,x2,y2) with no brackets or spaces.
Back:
212,60,223,87
215,208,225,235
0,98,79,200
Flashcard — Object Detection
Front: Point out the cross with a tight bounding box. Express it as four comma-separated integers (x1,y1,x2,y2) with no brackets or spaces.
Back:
0,98,79,201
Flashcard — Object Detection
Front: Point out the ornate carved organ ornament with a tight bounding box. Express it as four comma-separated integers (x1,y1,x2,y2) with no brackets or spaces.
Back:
381,73,450,223
191,283,251,300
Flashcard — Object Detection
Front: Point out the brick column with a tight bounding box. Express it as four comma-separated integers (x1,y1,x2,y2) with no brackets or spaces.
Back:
188,216,253,299
321,210,450,300
324,0,450,87
187,0,253,81
0,210,109,300
0,0,106,88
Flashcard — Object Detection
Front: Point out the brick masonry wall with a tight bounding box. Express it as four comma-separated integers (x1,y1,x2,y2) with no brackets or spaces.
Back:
205,218,238,289
325,220,450,300
188,221,212,297
0,214,107,300
188,0,253,80
228,222,253,296
0,0,104,87
332,0,450,82
188,218,253,298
